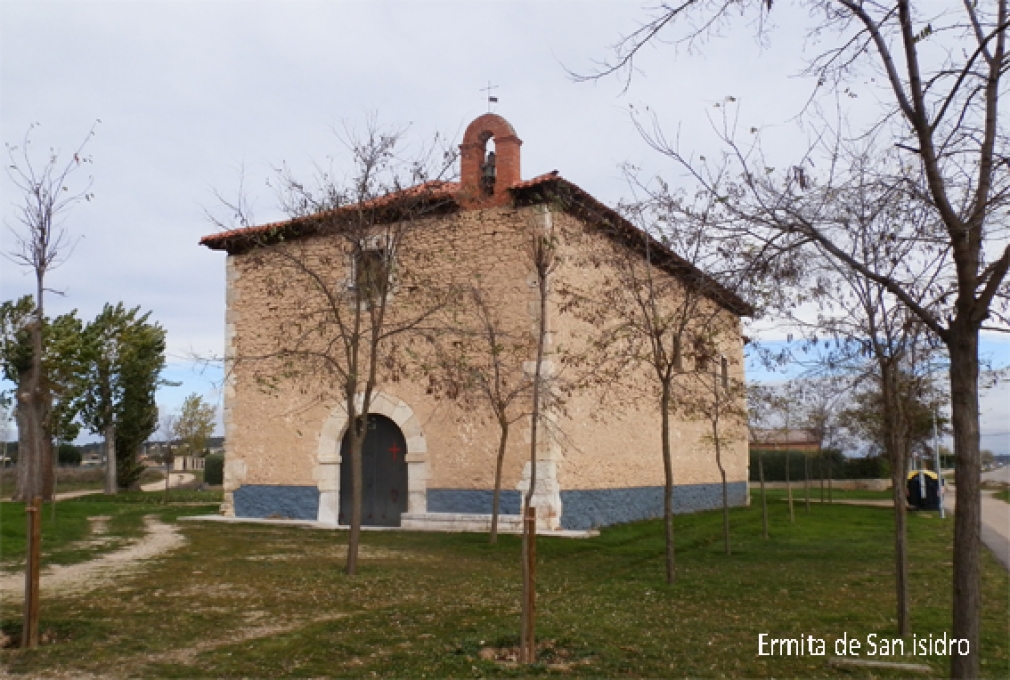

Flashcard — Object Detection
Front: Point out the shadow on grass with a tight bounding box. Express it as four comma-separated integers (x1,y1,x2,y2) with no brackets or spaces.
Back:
0,497,1006,678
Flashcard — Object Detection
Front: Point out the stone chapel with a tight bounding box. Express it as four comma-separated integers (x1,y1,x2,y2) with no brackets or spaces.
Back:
200,113,752,532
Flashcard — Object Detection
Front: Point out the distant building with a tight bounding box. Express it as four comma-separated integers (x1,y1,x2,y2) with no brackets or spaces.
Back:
749,429,821,454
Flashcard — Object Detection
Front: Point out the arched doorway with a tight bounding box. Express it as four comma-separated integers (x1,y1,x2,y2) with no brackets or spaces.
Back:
338,414,408,527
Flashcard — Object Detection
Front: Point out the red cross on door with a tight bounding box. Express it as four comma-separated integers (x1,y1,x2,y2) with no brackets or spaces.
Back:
389,442,402,461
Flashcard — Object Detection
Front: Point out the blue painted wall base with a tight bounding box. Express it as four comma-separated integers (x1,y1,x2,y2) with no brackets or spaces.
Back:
233,485,319,520
559,482,747,530
231,482,746,530
427,488,522,515
424,483,747,531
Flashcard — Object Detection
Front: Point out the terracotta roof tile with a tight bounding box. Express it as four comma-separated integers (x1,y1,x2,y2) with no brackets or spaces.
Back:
199,180,460,250
199,172,752,316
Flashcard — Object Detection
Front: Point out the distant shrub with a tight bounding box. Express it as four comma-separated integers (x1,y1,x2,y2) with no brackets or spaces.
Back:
57,443,82,467
204,453,224,486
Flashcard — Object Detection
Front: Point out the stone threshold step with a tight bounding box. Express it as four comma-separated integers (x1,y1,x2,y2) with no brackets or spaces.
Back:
180,513,598,538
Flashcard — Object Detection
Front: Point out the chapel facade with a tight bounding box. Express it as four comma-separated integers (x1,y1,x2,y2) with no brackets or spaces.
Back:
200,113,752,532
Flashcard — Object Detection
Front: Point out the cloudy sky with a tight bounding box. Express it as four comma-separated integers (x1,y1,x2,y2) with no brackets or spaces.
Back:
1,1,1006,452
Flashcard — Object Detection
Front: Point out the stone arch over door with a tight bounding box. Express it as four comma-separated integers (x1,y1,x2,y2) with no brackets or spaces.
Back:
314,391,428,524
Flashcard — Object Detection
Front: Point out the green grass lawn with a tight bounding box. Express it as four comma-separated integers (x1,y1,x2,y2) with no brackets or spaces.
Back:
993,489,1010,504
755,486,896,502
0,494,1006,678
0,495,220,569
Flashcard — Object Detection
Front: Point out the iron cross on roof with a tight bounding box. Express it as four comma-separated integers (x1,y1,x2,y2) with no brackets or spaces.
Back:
481,81,499,112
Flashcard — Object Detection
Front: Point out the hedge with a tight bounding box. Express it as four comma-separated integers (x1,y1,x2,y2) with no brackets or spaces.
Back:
749,448,890,482
204,453,225,486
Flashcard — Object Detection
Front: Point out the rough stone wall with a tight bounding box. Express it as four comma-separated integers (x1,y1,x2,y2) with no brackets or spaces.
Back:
546,210,749,492
223,205,548,506
219,201,748,519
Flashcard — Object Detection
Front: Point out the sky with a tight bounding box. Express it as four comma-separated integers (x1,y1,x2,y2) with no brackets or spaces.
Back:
1,1,1007,453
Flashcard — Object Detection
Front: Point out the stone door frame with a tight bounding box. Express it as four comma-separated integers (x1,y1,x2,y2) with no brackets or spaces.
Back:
315,391,428,525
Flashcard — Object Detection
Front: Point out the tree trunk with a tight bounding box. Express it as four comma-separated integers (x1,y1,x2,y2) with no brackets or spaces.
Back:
521,241,550,664
759,451,768,539
14,362,54,502
949,327,981,679
163,445,172,504
804,454,811,514
660,379,676,583
786,450,794,523
889,448,910,637
828,455,833,503
819,452,825,503
713,416,729,556
490,421,509,544
14,377,34,501
103,423,117,495
345,412,365,576
880,358,908,638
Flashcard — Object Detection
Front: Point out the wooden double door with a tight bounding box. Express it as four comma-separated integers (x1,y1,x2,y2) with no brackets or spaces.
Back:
338,415,408,527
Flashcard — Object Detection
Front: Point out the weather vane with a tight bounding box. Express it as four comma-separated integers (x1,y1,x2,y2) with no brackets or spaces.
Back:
481,81,499,112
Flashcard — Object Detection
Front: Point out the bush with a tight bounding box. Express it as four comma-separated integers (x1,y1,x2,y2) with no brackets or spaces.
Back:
57,443,82,467
204,453,224,486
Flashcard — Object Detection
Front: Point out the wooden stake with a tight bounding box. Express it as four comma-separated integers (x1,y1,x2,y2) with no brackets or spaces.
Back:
23,496,42,648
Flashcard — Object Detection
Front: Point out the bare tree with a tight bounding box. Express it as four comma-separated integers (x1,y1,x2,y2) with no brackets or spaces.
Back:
519,205,559,664
746,383,774,538
585,3,1008,670
824,273,940,637
5,123,96,502
686,352,748,554
4,123,95,649
794,376,848,504
559,178,752,583
768,163,950,637
207,122,458,575
435,283,531,544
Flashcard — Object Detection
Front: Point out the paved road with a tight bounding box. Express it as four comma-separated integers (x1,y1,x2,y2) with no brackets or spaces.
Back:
944,481,1010,571
982,465,1010,485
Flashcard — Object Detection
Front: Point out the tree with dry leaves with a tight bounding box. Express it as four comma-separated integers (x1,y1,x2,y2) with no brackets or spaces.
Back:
207,123,459,575
5,123,96,503
557,179,752,583
433,283,531,544
586,3,1007,670
4,124,96,648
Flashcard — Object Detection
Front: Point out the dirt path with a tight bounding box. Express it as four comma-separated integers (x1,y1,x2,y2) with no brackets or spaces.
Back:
139,472,194,492
0,515,186,602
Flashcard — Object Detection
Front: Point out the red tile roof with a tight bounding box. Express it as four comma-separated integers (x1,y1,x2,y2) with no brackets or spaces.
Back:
199,180,460,251
507,173,753,317
200,173,752,317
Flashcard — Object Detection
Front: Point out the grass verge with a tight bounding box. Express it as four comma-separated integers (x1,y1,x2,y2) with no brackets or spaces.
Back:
0,496,218,569
0,495,1006,678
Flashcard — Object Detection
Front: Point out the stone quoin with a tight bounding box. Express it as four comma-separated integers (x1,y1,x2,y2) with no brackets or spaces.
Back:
199,113,753,532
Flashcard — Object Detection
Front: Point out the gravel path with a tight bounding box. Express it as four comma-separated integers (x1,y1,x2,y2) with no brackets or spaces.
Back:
0,515,185,602
139,472,194,492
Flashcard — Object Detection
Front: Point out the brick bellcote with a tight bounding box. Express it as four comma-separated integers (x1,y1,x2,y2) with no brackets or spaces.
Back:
459,113,522,207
